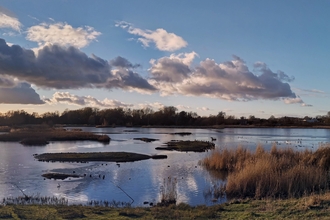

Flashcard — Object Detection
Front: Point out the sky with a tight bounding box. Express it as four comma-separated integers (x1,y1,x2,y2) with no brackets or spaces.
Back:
0,0,329,119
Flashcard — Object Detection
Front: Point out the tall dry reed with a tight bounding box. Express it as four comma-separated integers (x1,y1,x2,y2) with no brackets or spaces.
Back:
202,144,330,199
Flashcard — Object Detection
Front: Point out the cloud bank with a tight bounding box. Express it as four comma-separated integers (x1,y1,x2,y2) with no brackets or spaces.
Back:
116,21,187,51
45,92,132,108
0,38,155,92
148,53,298,101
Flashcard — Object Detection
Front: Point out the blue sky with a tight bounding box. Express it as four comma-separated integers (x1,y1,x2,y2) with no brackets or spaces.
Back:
0,0,329,118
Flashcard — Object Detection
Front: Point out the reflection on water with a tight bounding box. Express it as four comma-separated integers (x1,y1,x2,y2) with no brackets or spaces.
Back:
0,127,329,206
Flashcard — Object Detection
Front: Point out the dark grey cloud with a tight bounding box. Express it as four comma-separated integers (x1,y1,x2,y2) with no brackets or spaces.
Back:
0,81,44,104
110,56,140,68
0,76,15,88
0,38,155,92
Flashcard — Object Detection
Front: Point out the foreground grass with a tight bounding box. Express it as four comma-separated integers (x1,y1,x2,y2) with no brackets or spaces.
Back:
3,193,330,219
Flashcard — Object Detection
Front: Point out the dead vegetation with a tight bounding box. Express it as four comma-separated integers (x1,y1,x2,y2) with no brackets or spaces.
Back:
202,144,330,199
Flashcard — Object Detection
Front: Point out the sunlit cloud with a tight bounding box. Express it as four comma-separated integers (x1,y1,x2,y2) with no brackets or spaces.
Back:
0,7,22,32
283,96,312,107
116,21,187,51
45,92,132,108
26,22,101,48
138,102,165,110
176,105,191,110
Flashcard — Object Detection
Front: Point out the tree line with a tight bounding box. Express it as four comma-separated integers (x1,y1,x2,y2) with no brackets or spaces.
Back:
0,106,330,127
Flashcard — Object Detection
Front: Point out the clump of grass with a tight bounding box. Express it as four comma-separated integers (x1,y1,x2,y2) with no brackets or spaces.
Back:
159,177,177,206
202,144,330,199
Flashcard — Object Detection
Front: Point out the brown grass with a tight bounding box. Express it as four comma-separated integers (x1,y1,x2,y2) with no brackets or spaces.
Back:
202,144,330,199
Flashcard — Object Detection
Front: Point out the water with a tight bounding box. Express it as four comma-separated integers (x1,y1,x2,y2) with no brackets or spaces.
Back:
0,127,329,206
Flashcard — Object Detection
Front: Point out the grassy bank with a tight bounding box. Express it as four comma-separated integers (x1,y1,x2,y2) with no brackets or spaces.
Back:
202,144,330,199
0,127,110,145
34,152,167,163
3,193,330,219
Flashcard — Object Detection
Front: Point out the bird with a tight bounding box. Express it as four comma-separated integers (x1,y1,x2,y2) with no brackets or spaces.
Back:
57,183,61,189
211,137,216,141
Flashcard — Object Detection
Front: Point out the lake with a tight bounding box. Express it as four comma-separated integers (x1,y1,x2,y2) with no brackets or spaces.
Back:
0,127,329,206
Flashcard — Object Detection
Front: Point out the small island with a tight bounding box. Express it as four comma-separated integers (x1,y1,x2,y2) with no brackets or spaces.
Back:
156,140,215,152
0,127,110,146
42,173,81,180
133,137,159,142
35,152,167,163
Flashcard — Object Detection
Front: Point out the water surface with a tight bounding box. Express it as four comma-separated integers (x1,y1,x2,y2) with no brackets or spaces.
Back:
0,127,329,206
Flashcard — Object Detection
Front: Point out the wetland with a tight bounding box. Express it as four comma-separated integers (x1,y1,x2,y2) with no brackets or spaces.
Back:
0,127,330,207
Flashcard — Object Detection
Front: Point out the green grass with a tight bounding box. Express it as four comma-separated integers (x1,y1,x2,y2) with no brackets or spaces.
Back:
3,194,330,219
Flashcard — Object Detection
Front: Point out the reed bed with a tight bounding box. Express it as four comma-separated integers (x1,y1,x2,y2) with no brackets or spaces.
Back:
202,144,330,199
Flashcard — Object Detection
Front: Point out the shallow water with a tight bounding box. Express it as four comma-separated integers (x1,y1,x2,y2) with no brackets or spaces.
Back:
0,127,329,206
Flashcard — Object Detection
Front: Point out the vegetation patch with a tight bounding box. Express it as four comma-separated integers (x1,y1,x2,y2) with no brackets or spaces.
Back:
0,127,110,144
34,152,167,163
202,144,330,199
0,126,11,132
42,172,81,180
20,138,49,146
169,132,192,136
157,140,215,152
133,137,159,142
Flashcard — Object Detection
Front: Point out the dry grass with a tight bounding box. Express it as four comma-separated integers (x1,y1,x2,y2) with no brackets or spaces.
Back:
202,144,330,199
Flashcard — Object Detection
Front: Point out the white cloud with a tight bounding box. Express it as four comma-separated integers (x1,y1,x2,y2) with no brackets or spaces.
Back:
197,107,210,111
26,22,101,48
138,102,165,110
0,7,22,32
45,92,133,108
176,105,191,110
116,21,187,51
283,97,312,107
